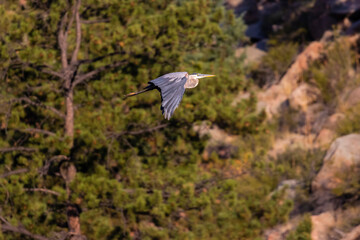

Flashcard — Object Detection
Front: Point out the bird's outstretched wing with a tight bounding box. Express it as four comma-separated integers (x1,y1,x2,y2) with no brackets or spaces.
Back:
149,72,188,120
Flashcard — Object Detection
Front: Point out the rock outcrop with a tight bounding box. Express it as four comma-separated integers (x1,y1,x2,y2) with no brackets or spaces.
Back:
257,41,324,119
345,86,360,108
311,212,336,240
312,134,360,210
289,83,321,112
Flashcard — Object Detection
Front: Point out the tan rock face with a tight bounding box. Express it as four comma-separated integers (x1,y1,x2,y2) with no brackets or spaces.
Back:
267,133,317,158
225,0,244,8
316,128,336,147
257,41,324,119
264,216,303,240
235,45,266,65
312,134,360,207
257,84,288,119
345,87,360,108
315,113,345,147
193,122,238,160
311,212,335,240
289,83,321,111
280,42,324,95
322,113,345,129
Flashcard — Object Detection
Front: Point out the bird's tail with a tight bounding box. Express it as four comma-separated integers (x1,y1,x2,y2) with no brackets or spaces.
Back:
123,85,155,99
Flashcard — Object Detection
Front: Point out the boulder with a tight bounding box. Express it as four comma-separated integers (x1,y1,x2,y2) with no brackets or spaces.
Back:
264,216,302,240
345,86,360,108
231,91,250,107
193,122,238,160
235,45,266,65
225,0,243,8
312,134,360,208
289,83,321,111
311,212,336,240
322,113,345,129
257,84,288,119
267,133,317,158
315,113,345,147
316,128,336,147
271,179,301,201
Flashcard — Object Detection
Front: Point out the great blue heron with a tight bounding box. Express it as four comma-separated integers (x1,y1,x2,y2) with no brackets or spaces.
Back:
124,72,215,120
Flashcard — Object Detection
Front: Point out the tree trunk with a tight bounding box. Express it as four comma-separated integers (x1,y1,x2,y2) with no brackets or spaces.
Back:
65,90,74,146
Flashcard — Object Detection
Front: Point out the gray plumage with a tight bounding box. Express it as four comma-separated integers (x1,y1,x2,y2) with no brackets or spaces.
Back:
150,72,188,120
124,72,215,120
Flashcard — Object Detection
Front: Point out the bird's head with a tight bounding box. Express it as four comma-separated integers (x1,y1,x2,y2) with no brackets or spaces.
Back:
190,73,216,79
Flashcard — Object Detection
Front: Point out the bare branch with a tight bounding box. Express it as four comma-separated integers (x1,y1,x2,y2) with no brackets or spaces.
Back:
0,147,36,153
73,60,127,88
70,0,82,65
0,168,29,178
65,3,76,36
58,12,69,69
9,97,65,119
15,128,56,137
25,62,63,79
109,123,168,138
0,216,49,240
24,188,61,196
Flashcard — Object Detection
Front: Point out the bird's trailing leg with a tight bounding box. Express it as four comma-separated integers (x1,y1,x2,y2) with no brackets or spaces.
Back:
123,84,155,99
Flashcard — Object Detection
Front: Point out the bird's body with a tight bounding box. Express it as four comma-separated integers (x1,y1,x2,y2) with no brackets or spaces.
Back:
124,72,215,120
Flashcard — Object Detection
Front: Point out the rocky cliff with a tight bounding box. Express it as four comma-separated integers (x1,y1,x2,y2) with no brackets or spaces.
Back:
227,0,360,239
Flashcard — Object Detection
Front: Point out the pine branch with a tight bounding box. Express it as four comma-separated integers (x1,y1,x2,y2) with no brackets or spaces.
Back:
0,147,36,153
22,62,64,79
0,168,29,178
40,68,64,79
24,188,61,196
15,128,56,137
0,216,49,240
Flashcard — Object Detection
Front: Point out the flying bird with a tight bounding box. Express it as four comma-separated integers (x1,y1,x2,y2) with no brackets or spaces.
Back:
124,72,215,120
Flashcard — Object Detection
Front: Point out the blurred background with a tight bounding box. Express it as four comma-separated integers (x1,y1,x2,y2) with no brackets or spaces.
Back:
1,0,360,239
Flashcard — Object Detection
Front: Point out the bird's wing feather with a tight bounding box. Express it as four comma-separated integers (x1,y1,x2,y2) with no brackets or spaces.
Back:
149,72,187,120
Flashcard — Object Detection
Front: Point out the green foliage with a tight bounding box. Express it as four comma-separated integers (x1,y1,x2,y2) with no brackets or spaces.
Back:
286,214,312,240
307,38,356,104
332,167,360,201
268,148,324,185
251,42,298,86
262,42,298,77
336,104,360,136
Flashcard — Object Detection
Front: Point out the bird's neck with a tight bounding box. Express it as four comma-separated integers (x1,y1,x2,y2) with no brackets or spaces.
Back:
184,77,199,89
